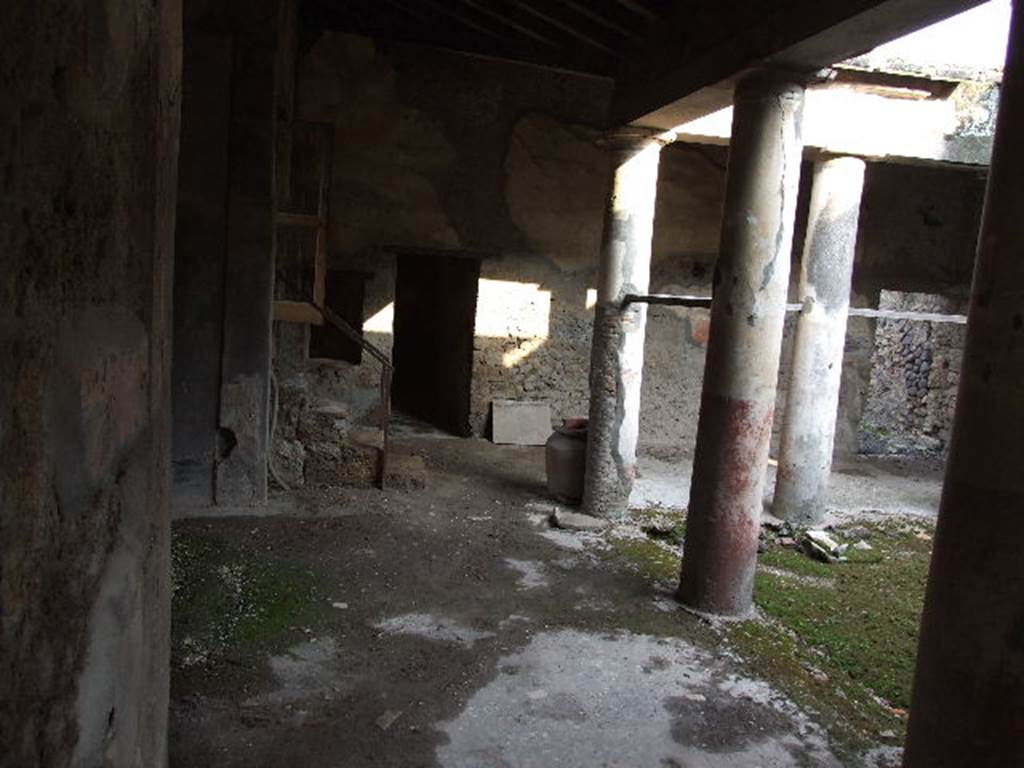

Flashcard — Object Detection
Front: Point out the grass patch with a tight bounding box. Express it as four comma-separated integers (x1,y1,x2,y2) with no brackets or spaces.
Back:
604,512,934,751
752,523,932,712
729,521,934,749
726,616,900,756
859,422,890,439
759,547,836,578
607,534,680,583
605,507,687,584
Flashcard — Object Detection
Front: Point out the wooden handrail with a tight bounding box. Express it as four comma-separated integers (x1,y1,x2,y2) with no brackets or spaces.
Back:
318,302,393,370
276,274,393,488
315,299,393,489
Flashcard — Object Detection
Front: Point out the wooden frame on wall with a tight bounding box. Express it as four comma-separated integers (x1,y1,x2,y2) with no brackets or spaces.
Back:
272,120,331,325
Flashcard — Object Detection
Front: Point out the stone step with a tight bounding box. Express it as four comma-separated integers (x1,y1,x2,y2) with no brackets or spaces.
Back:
384,453,427,491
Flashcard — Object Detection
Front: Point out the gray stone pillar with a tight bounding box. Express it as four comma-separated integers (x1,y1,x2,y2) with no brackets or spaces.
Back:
903,5,1024,766
214,7,279,506
772,156,866,526
172,27,233,506
678,70,805,616
582,129,665,518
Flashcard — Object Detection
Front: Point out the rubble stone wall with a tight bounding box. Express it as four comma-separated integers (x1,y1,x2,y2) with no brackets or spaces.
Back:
859,291,967,455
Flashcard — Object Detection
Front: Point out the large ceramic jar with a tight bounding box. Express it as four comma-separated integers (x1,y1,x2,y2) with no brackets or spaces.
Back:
545,418,587,505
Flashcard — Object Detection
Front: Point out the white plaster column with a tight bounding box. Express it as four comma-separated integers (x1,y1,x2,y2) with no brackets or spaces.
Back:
772,156,866,526
582,128,665,518
678,69,806,616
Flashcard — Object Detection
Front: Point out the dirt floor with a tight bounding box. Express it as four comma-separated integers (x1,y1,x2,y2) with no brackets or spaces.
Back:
169,436,941,767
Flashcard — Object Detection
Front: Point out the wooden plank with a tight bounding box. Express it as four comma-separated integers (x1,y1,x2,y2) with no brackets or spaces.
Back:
550,0,644,41
378,365,393,490
453,0,559,46
276,211,320,228
614,0,657,21
272,300,324,325
413,0,505,38
274,121,331,324
313,226,326,306
513,1,620,55
313,123,330,308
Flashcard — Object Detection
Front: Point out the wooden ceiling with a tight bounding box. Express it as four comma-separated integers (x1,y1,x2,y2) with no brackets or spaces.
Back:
300,0,668,77
301,0,986,126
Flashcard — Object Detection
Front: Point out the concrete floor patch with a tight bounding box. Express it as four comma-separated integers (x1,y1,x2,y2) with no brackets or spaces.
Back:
435,629,841,768
245,638,345,708
504,558,550,589
374,612,495,648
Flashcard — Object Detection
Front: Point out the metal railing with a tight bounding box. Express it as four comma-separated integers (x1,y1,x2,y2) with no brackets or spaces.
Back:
313,299,394,490
276,273,394,490
621,293,967,324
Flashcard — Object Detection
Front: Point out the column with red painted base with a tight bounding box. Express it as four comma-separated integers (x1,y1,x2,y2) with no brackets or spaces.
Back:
678,69,806,617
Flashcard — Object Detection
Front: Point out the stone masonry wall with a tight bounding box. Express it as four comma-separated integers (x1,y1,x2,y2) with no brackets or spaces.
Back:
860,291,967,455
1,1,181,765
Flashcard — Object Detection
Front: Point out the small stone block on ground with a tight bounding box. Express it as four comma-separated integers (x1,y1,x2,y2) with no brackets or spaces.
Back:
491,399,551,446
374,709,403,731
550,508,610,532
801,529,848,562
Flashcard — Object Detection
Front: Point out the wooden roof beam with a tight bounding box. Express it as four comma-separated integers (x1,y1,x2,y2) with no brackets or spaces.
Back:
453,0,560,47
512,0,621,56
612,0,987,128
550,0,646,42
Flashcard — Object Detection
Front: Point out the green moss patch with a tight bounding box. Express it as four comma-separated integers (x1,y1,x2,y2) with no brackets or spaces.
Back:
604,512,934,751
607,535,680,584
733,521,934,748
635,507,687,546
171,528,332,692
755,526,930,709
604,507,687,585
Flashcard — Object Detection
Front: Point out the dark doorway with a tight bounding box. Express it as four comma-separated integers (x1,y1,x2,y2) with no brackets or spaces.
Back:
392,253,481,436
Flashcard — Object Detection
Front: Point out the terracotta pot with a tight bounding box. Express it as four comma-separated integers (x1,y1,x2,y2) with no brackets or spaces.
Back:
545,419,587,505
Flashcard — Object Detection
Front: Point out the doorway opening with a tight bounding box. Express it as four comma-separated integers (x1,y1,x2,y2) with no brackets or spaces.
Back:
391,252,481,436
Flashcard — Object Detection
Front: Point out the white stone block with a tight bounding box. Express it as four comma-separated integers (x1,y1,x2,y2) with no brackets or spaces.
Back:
491,399,551,446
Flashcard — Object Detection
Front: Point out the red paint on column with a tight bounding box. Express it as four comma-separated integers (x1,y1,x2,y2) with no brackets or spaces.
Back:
679,393,774,615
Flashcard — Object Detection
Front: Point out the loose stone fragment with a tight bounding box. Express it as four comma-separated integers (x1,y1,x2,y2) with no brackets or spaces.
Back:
801,530,848,562
550,509,610,532
375,709,403,731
